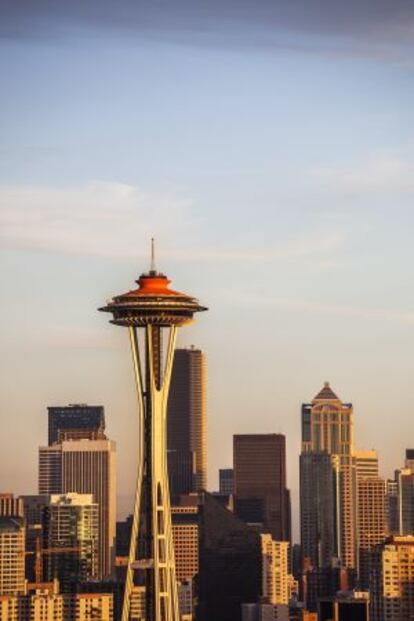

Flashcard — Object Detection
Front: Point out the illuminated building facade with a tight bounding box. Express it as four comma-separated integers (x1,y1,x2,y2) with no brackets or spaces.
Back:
300,383,357,570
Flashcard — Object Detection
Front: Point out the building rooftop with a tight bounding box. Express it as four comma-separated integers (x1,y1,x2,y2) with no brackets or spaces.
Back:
313,382,340,401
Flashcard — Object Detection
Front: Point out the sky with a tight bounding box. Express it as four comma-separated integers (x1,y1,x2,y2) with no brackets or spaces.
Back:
1,0,414,539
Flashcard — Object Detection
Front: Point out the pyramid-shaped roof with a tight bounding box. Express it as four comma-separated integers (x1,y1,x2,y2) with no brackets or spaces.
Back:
313,382,339,401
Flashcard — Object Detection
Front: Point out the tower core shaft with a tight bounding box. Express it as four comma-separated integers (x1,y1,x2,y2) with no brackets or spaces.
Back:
100,265,206,621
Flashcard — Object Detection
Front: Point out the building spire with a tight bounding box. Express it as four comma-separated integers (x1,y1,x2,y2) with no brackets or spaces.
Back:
150,237,156,273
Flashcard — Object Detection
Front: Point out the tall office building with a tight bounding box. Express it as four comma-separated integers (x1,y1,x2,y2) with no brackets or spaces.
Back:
43,493,99,590
300,383,357,570
167,348,207,495
0,517,25,596
39,439,116,579
371,535,414,621
47,404,105,445
356,476,386,589
300,452,339,568
234,434,290,542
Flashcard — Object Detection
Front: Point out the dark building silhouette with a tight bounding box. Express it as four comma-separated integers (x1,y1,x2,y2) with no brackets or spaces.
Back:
167,348,207,496
116,514,133,557
233,434,290,542
48,404,105,445
196,493,262,621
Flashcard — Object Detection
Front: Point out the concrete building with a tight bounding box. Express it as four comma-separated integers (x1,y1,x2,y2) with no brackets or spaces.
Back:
39,439,116,579
167,348,207,495
171,505,199,583
234,434,290,542
26,582,64,621
43,494,99,589
0,582,113,621
130,586,145,621
372,535,414,621
300,383,357,571
0,518,25,596
70,593,113,621
261,535,289,605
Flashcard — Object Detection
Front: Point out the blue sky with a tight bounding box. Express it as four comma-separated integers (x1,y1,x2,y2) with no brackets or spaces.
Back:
1,1,414,536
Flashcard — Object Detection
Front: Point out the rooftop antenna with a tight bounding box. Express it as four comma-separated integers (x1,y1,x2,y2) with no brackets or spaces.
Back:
150,237,156,273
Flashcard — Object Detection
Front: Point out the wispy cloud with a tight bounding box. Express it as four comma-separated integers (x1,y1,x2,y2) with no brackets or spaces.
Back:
0,181,196,259
309,152,414,194
0,181,344,266
231,296,414,326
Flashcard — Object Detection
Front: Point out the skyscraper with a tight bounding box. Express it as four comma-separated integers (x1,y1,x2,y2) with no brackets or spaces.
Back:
300,452,339,568
43,493,99,590
38,438,116,579
167,347,207,495
300,383,357,570
234,434,290,542
0,517,25,596
47,404,105,445
356,476,386,590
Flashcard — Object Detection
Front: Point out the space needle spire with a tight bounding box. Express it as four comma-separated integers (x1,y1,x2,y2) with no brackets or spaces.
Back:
99,245,207,621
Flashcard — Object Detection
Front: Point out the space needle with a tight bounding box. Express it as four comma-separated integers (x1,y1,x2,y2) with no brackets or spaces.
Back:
100,241,207,621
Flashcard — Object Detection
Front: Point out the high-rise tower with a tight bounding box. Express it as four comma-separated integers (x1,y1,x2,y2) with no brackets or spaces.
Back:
38,438,116,579
99,245,207,621
233,434,290,542
300,383,357,570
167,347,207,495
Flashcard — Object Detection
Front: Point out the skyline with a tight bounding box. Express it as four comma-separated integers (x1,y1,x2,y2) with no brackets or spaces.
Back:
1,1,414,542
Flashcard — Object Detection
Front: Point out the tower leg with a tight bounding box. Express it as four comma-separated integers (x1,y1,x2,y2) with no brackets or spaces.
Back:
122,324,180,621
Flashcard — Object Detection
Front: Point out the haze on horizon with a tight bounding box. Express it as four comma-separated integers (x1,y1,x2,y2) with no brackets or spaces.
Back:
1,0,414,538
